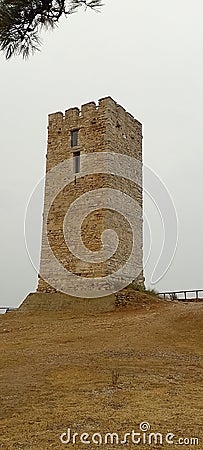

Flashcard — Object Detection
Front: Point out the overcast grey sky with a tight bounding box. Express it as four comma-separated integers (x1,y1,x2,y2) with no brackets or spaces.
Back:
0,0,203,307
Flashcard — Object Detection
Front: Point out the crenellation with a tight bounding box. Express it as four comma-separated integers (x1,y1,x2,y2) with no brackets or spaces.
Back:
115,104,127,121
98,96,117,108
81,101,97,117
48,111,64,126
65,107,80,123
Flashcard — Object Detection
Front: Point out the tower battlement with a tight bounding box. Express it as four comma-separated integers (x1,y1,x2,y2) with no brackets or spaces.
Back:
46,97,142,172
48,96,142,128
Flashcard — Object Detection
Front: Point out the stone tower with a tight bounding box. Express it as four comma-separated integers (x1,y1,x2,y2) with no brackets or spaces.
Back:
22,97,144,311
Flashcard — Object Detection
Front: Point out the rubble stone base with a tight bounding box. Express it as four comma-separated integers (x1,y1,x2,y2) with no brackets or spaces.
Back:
19,292,116,314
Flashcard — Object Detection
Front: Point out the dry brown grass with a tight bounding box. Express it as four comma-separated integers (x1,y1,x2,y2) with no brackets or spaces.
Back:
0,295,203,449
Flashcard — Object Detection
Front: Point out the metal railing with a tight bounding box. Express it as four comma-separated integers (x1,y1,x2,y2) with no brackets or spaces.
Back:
159,289,203,301
0,307,17,313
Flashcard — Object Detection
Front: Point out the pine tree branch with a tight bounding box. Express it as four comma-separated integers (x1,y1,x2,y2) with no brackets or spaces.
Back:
0,0,104,58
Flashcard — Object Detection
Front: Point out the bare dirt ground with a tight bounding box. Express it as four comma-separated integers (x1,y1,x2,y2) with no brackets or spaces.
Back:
0,296,203,449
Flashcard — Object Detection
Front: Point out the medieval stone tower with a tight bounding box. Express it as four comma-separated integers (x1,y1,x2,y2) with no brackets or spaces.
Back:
21,96,144,311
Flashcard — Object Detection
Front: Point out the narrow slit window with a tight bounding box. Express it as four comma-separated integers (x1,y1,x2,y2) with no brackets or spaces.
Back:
71,129,79,147
73,151,80,173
